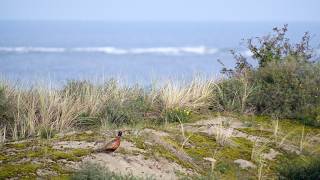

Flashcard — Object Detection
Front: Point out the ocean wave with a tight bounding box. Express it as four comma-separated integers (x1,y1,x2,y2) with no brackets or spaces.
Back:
0,46,219,55
0,47,65,53
73,47,128,55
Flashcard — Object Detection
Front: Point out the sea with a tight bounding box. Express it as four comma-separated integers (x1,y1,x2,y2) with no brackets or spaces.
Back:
0,21,319,86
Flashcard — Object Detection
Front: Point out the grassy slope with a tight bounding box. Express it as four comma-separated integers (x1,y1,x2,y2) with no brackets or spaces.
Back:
0,113,319,179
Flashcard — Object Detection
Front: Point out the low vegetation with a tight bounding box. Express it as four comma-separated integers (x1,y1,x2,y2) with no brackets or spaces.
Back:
278,155,320,180
0,77,214,141
71,163,143,180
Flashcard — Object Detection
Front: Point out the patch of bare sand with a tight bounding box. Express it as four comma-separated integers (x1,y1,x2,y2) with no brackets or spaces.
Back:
54,131,193,179
142,128,169,137
53,141,96,150
184,116,245,134
192,116,245,129
53,140,146,153
82,153,192,180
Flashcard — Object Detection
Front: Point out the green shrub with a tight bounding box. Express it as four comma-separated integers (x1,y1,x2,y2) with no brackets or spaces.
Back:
215,75,255,113
61,80,94,99
247,25,313,68
0,84,14,129
181,172,216,180
219,25,320,125
71,163,143,180
250,60,320,125
39,126,57,139
0,86,6,122
99,89,152,127
76,112,100,127
163,108,191,123
278,156,320,180
215,78,242,112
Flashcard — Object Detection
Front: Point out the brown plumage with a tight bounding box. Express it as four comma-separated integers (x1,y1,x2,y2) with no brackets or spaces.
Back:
95,131,122,153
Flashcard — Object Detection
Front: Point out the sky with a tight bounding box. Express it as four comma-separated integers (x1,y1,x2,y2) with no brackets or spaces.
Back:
0,0,319,22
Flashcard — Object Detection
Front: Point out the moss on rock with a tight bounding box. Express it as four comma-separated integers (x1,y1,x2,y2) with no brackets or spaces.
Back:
124,135,147,150
152,143,194,169
49,148,90,161
0,163,42,179
49,162,72,174
5,141,30,149
237,128,273,138
183,133,217,161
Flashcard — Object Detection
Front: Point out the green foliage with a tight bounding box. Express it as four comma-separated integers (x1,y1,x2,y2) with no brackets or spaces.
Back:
214,71,256,114
251,60,320,125
64,80,155,128
0,163,41,179
278,156,320,180
71,163,143,180
0,84,13,127
215,78,245,112
99,91,151,126
39,127,57,139
215,162,230,174
61,80,94,99
0,85,5,118
248,24,313,68
219,25,320,126
163,108,191,123
76,113,100,127
184,172,216,180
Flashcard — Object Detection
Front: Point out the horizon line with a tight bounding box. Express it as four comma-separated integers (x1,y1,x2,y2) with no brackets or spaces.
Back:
0,19,320,23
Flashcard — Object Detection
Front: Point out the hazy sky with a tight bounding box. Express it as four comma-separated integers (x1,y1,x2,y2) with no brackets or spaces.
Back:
1,0,319,22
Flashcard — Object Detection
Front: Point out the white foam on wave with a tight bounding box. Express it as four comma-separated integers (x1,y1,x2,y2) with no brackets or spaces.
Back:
74,46,218,55
131,47,181,55
0,47,65,53
73,47,128,55
0,46,219,55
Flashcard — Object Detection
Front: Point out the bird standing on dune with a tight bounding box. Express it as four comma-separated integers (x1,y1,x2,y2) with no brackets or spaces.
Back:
95,131,122,153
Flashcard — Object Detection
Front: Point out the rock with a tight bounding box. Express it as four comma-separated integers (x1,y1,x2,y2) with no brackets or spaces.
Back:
262,148,280,161
204,157,216,163
193,117,244,129
55,131,77,138
234,159,256,169
37,169,58,177
17,158,30,163
233,129,270,143
142,129,169,137
145,141,153,146
279,143,300,154
85,130,93,135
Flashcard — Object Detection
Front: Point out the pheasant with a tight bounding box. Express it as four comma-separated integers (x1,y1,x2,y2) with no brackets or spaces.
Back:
95,131,122,153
